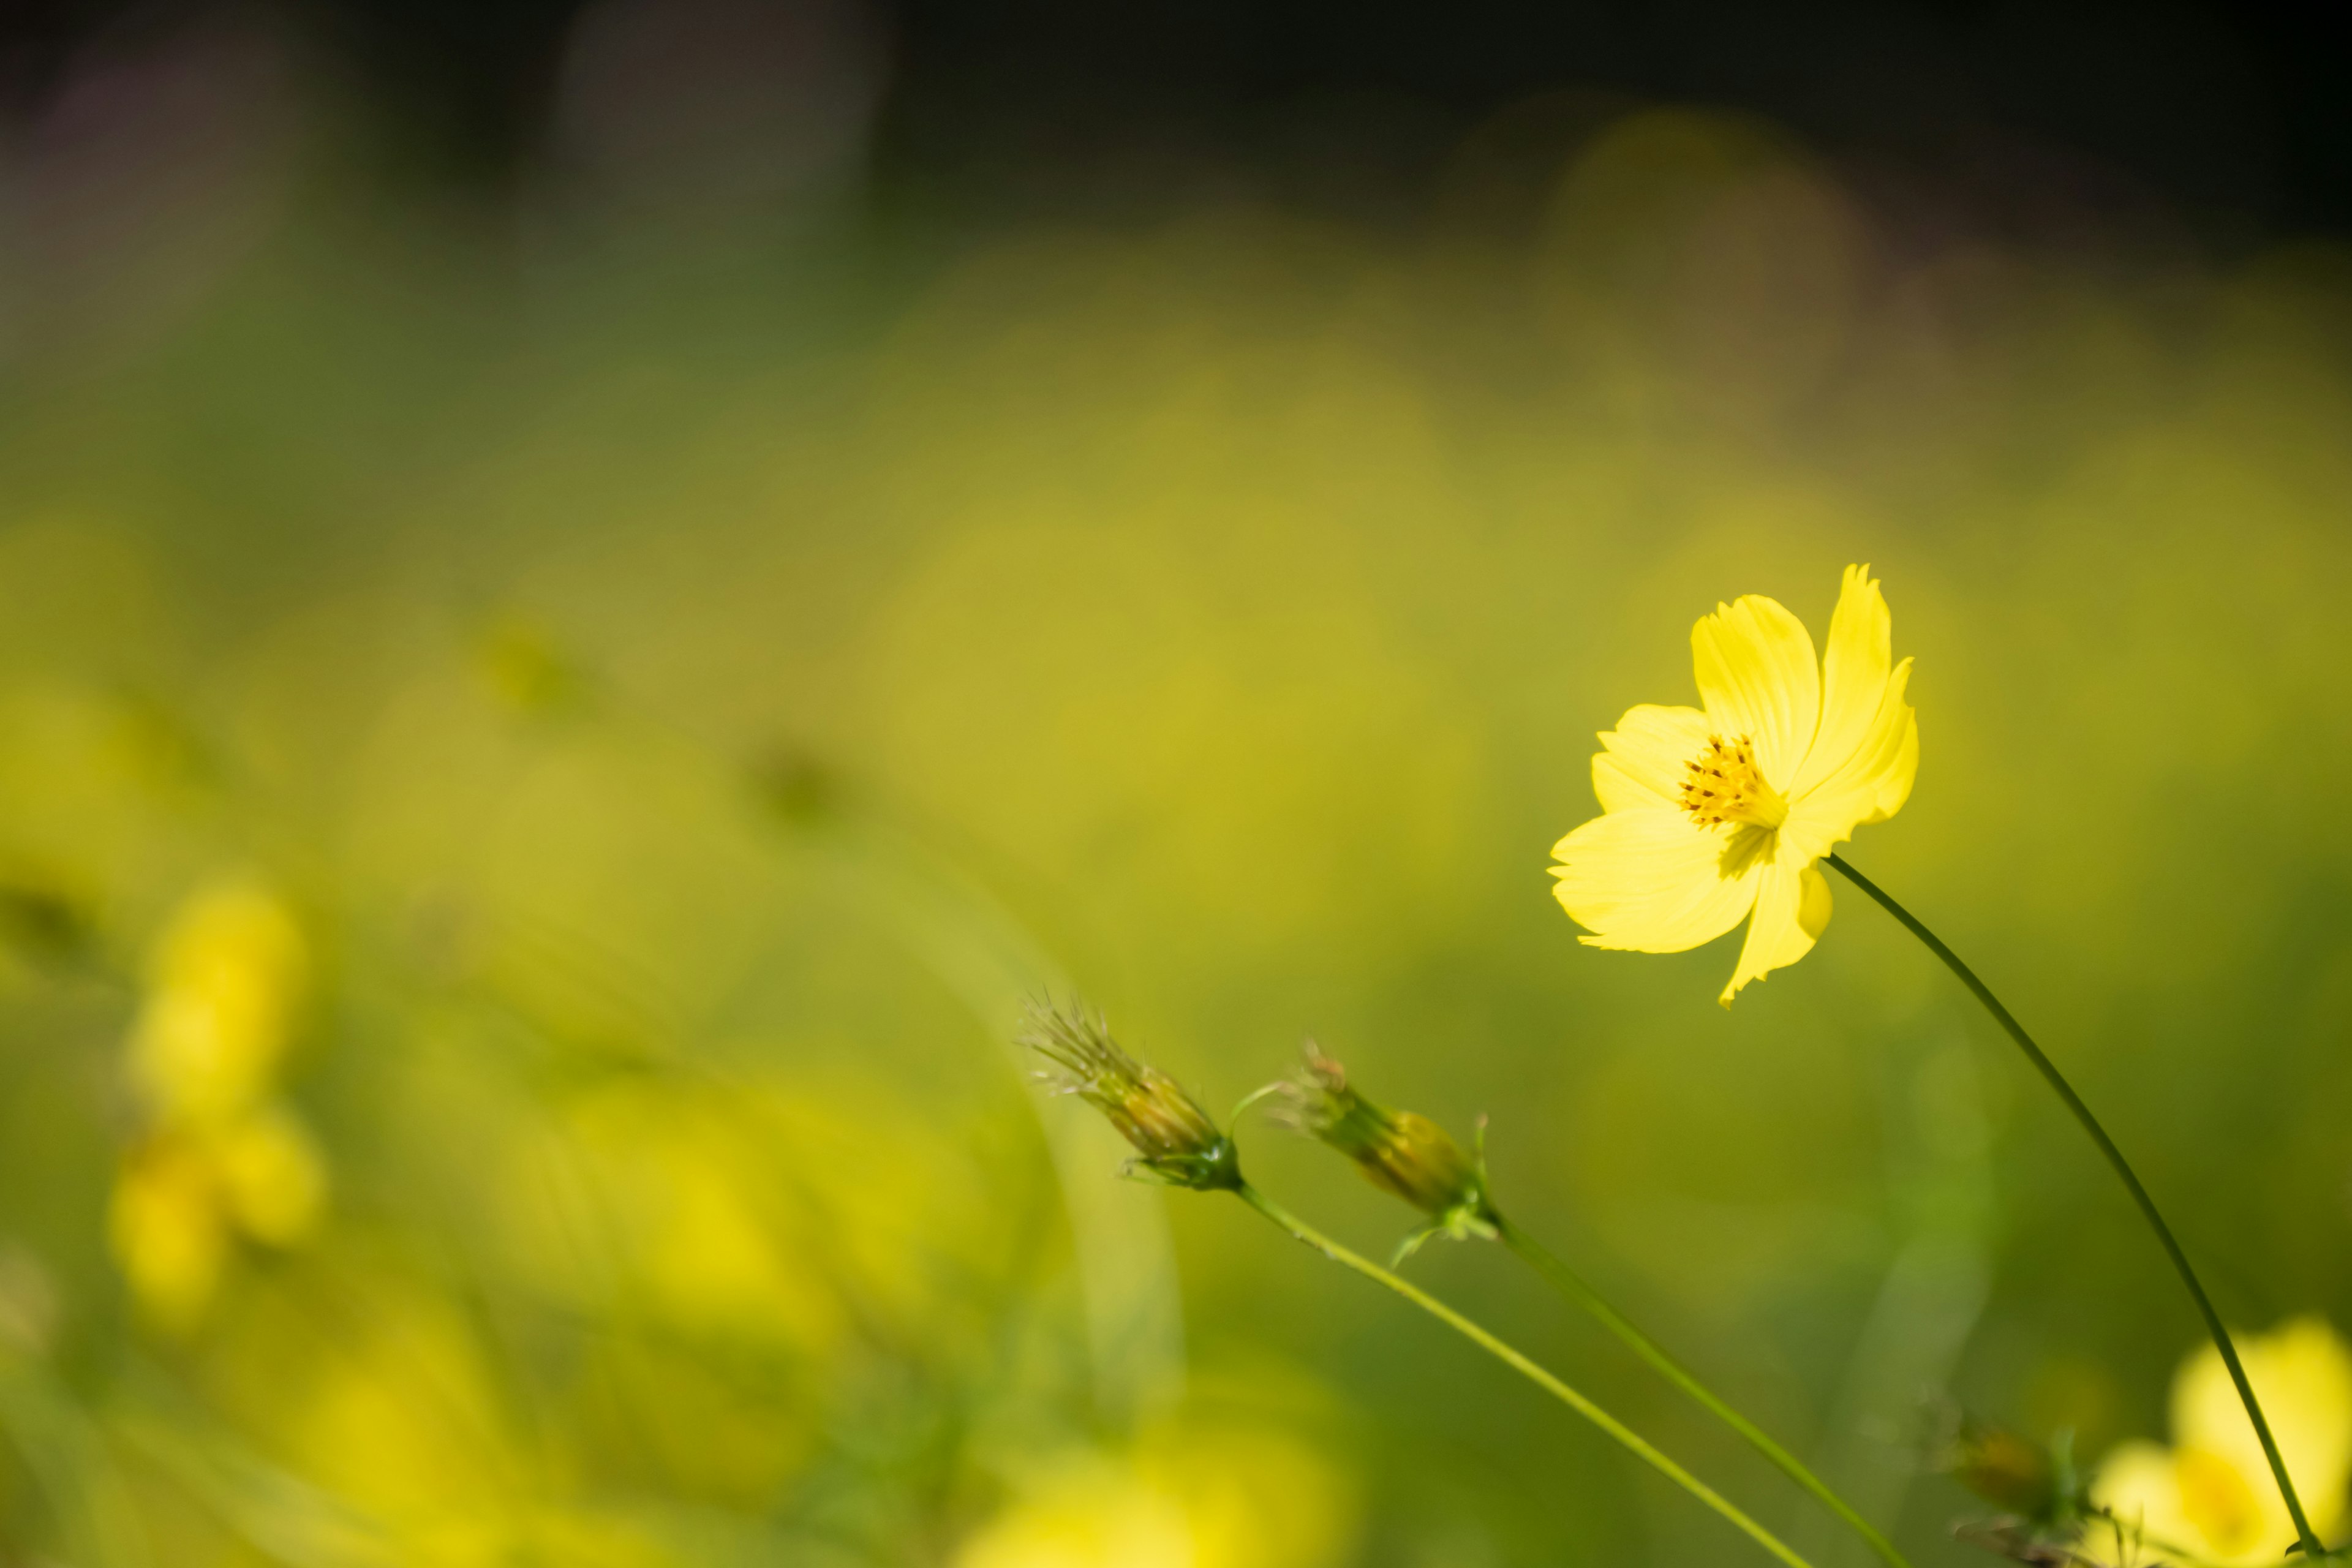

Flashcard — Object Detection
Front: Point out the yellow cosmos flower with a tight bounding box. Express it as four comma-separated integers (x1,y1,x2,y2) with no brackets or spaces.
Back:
1550,565,1918,1003
2085,1317,2352,1566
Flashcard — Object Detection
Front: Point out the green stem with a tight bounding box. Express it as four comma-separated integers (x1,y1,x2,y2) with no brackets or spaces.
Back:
1234,1183,1820,1568
1824,851,2321,1558
1494,1217,1912,1568
2082,1506,2232,1568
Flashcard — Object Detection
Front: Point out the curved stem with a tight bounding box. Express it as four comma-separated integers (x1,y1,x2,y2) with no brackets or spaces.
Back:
1234,1183,1820,1568
1495,1217,1912,1568
1824,851,2321,1558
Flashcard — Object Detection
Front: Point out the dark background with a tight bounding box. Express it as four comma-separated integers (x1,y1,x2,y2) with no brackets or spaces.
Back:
4,0,2348,241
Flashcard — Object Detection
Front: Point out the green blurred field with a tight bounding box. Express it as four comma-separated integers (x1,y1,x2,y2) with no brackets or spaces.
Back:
8,78,2352,1566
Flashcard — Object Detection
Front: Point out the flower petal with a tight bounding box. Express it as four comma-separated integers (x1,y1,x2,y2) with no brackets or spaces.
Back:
2085,1442,2205,1564
1550,809,1759,954
2172,1318,2352,1542
1779,658,1918,863
1790,564,1891,801
1691,594,1820,788
1592,704,1714,813
1717,859,1830,1005
2174,1446,2286,1563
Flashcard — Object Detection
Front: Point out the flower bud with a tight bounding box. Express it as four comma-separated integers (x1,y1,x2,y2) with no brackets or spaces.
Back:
1022,1001,1242,1192
1273,1046,1496,1246
1937,1412,2061,1524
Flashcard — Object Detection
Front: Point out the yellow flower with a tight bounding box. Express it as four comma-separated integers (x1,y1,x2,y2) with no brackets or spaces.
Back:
110,1133,229,1332
956,1454,1194,1568
2086,1317,2352,1566
1549,565,1918,1003
127,876,309,1122
213,1103,330,1245
955,1422,1353,1568
108,1104,329,1329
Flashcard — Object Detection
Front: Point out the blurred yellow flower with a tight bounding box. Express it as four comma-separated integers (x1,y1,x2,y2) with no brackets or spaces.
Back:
1550,564,1918,1003
957,1420,1354,1568
213,1102,330,1245
110,1133,228,1332
1138,1419,1357,1568
111,875,326,1328
2086,1317,2352,1566
957,1459,1194,1568
128,875,309,1122
109,1106,330,1328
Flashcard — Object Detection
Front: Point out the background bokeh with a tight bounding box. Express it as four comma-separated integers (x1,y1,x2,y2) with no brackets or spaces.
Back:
7,2,2352,1564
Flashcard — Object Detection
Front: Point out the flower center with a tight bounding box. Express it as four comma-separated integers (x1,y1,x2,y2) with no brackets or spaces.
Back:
1679,734,1787,830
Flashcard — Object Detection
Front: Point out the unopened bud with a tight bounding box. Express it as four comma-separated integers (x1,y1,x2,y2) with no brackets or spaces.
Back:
1939,1413,2060,1524
1022,1001,1241,1192
1272,1045,1497,1246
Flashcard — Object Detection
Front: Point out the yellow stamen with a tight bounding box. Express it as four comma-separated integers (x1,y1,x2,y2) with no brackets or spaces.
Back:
1679,734,1787,831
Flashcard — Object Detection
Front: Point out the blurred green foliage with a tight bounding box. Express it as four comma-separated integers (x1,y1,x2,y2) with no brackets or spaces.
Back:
9,56,2352,1567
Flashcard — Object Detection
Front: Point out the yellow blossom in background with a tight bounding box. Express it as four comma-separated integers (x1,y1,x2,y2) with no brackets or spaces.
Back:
110,875,328,1327
957,1420,1354,1568
109,1133,230,1332
2085,1317,2352,1565
108,1107,329,1327
128,876,309,1122
956,1458,1194,1568
1550,565,1918,1003
1136,1419,1357,1568
212,1104,330,1245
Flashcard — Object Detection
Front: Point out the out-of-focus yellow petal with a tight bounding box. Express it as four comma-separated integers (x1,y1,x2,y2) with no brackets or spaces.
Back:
216,1104,329,1246
1550,809,1760,953
1140,1420,1355,1568
279,1292,518,1517
110,1139,228,1332
2173,1317,2352,1540
2174,1446,2286,1564
128,876,308,1123
2086,1441,2204,1564
1592,704,1714,813
1779,658,1917,862
1691,594,1820,788
956,1457,1193,1568
1790,564,1891,800
1717,859,1830,1005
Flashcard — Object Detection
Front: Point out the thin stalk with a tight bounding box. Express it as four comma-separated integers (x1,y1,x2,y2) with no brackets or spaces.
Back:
2081,1506,2231,1568
1234,1182,1820,1568
1495,1217,1912,1568
1824,851,2322,1558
